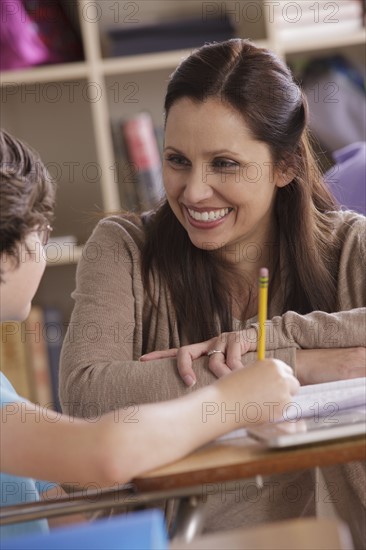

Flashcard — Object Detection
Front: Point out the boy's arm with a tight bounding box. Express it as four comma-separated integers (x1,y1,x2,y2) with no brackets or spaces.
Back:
0,402,105,485
1,360,298,487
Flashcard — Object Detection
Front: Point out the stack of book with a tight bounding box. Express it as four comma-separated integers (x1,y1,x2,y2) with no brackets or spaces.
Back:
274,0,364,43
0,306,63,411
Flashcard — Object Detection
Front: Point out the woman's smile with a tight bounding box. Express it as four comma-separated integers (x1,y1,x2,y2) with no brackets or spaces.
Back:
184,205,233,229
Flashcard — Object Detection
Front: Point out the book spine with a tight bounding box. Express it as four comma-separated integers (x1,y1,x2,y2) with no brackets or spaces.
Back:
24,306,53,407
110,118,139,211
43,307,64,413
0,321,34,401
122,112,164,211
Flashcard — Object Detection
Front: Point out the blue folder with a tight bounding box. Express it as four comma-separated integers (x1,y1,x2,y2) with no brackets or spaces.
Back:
2,509,167,550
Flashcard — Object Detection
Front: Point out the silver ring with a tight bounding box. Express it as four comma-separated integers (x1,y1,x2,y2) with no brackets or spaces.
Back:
207,349,226,358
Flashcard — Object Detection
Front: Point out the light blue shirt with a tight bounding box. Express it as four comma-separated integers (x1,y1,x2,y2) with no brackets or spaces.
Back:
0,372,50,540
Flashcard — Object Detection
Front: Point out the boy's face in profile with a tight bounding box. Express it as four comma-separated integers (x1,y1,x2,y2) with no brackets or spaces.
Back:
0,231,46,322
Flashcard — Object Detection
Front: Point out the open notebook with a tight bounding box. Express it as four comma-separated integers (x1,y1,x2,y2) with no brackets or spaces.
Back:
219,377,366,448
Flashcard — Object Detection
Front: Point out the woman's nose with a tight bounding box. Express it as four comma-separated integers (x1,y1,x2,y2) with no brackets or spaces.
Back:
182,165,214,203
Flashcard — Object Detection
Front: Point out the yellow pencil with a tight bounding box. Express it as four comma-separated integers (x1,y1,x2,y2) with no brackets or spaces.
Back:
258,267,269,360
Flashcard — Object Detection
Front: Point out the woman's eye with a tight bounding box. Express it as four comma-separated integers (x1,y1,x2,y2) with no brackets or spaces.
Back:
165,155,189,167
213,158,239,170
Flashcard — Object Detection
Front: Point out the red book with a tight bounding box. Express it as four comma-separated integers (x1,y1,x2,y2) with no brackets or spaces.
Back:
122,112,164,210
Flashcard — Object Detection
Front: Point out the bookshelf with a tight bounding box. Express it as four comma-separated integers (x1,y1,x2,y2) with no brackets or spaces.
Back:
1,0,365,325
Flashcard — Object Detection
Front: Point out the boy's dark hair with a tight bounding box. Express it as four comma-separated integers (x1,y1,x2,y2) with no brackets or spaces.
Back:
0,129,55,274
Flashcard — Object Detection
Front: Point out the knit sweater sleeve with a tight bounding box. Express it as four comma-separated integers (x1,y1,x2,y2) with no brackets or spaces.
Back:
250,213,366,350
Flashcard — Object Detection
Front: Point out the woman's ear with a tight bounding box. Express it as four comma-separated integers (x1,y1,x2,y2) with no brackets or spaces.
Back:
274,160,296,188
275,171,294,188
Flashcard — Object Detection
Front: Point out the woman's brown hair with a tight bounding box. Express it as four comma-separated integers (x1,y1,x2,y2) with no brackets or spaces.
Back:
142,39,339,343
0,129,55,276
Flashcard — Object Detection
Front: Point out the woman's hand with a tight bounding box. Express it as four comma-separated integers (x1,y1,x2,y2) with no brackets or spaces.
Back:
296,347,366,385
140,328,258,387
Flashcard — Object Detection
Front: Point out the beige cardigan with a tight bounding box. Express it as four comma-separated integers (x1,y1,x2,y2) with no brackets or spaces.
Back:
60,210,365,543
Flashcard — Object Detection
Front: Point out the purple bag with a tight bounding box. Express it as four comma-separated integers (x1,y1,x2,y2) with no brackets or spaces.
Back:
0,0,83,71
0,0,50,69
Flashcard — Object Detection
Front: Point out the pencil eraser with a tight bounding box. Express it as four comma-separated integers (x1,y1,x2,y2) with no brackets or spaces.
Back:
259,267,269,278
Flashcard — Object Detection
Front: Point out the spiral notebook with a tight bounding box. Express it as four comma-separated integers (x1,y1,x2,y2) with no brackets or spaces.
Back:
221,377,366,448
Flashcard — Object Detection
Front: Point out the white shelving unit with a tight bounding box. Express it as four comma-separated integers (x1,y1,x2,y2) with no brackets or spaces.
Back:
1,0,364,321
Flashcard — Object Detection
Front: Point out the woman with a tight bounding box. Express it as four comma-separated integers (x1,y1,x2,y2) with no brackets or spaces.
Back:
60,40,365,542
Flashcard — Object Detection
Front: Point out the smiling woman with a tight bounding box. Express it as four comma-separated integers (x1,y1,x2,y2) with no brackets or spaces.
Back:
60,39,366,543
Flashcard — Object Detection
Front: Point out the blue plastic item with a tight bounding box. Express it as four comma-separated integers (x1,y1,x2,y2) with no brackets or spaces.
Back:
2,509,167,550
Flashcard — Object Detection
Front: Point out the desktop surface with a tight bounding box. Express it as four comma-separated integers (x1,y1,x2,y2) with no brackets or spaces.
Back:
133,433,366,492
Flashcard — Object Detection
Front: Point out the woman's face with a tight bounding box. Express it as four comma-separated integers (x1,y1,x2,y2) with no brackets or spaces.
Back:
163,98,288,264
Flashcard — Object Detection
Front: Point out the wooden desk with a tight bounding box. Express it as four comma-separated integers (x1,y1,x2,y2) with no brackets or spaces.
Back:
134,433,366,492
